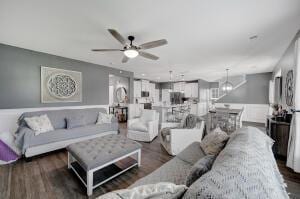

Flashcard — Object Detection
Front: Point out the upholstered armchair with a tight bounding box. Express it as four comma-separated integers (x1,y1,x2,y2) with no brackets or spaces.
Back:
159,118,205,155
127,110,159,142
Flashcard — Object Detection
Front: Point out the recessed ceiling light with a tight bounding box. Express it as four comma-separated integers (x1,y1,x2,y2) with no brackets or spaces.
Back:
119,70,123,73
249,35,258,40
141,74,145,76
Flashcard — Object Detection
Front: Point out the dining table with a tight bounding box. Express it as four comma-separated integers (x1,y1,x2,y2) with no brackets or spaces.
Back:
209,107,243,132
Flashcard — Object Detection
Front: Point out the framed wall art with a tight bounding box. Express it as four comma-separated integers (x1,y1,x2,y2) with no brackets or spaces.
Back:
41,66,82,103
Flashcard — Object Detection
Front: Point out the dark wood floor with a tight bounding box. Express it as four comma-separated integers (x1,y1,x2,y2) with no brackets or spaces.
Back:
1,123,300,199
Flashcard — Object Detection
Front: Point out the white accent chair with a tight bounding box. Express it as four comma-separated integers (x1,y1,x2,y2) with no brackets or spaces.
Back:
127,110,159,142
159,120,205,155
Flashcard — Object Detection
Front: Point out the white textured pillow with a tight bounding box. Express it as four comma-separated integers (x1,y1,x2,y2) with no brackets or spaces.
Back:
96,112,113,124
129,122,148,132
97,182,187,199
24,114,54,135
200,128,229,155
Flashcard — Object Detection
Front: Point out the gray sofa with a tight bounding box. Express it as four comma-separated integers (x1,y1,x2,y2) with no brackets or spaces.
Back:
129,127,289,199
15,108,118,158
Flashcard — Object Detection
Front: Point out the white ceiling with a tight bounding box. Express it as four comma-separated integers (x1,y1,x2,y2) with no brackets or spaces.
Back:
0,0,300,82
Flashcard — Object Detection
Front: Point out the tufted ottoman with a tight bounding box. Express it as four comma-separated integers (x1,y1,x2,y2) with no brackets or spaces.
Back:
67,134,142,196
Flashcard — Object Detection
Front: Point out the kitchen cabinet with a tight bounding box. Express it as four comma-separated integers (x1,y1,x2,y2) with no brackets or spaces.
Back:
191,83,199,98
141,80,150,92
184,83,198,98
184,84,192,97
149,83,156,98
134,80,141,98
162,89,170,104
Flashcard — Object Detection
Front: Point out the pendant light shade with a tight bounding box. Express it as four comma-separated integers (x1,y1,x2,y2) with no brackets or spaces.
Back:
222,69,233,92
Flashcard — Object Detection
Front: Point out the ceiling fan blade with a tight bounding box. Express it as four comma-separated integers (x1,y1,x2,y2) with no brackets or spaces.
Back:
122,56,129,63
139,51,159,60
139,39,168,49
108,29,127,45
91,49,121,52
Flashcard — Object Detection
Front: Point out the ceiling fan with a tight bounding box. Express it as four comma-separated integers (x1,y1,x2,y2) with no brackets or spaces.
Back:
92,29,168,63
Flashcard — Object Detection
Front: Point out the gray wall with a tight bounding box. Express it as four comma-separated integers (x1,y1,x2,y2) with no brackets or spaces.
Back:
0,43,134,109
273,30,300,109
217,72,272,104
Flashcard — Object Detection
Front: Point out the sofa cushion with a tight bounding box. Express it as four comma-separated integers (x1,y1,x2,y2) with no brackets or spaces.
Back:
185,155,215,187
24,114,54,135
16,123,118,153
183,127,289,199
130,157,192,188
99,182,187,199
176,142,206,165
66,115,86,129
199,129,229,155
96,112,113,124
129,122,148,132
18,108,107,130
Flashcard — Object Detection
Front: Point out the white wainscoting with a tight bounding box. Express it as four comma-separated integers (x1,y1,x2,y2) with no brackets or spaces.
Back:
215,103,270,123
0,105,109,135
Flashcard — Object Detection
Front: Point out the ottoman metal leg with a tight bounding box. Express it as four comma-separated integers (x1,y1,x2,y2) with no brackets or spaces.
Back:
87,170,93,196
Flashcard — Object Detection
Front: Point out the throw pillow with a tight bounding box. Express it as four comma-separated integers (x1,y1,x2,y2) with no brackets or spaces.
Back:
24,114,54,135
66,115,86,129
185,155,216,187
200,129,229,155
97,182,187,199
96,112,113,124
129,122,148,132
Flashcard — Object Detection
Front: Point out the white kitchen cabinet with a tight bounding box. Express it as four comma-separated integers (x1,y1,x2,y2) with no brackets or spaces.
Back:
141,80,150,92
184,84,192,97
162,89,170,104
134,80,141,98
191,83,199,98
149,83,156,98
184,83,198,98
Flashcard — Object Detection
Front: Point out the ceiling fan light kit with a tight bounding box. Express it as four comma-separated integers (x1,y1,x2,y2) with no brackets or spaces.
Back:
92,29,167,63
124,49,139,58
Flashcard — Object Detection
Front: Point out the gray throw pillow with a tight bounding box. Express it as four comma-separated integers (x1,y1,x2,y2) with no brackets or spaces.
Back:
200,129,229,155
185,155,216,187
66,115,86,129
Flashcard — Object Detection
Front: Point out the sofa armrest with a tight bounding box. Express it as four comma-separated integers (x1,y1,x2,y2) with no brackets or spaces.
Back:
14,127,36,154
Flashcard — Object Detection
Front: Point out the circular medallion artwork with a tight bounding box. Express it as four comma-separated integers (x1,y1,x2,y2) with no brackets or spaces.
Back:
285,70,293,106
47,73,77,99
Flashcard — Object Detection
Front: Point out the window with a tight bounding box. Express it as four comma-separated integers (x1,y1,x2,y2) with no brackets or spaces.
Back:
210,88,219,99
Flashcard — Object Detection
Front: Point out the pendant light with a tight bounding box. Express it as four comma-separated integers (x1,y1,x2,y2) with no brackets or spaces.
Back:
168,71,173,93
221,69,233,92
